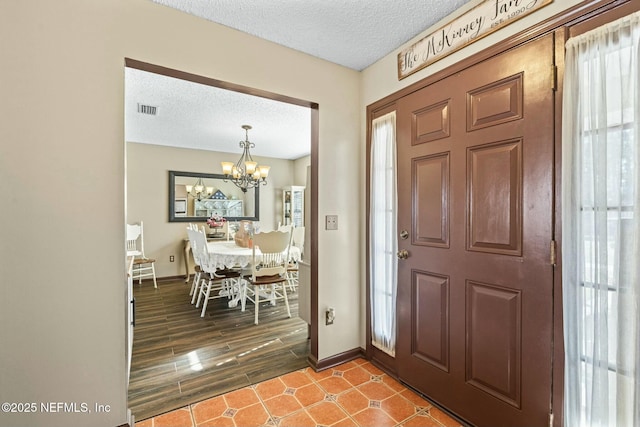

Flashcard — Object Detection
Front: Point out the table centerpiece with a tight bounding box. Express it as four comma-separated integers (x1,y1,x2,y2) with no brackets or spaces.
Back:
206,214,226,238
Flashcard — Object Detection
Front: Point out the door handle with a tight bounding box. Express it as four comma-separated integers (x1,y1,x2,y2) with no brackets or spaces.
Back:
397,250,409,260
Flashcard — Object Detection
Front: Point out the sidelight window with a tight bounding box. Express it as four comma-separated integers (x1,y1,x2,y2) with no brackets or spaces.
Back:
370,111,398,357
562,11,640,427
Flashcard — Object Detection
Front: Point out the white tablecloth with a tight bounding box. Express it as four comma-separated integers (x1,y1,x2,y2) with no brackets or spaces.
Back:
206,241,301,270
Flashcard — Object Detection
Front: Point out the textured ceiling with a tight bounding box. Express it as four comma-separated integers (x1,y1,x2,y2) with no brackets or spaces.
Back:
152,0,472,70
125,68,312,160
126,0,473,159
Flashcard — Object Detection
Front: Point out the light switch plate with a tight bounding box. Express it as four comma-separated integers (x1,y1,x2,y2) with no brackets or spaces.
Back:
325,215,338,230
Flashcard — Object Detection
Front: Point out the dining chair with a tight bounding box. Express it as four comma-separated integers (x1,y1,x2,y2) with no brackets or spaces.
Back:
291,226,305,257
126,221,157,288
285,225,305,292
192,227,242,317
277,223,292,233
244,230,293,325
186,225,205,303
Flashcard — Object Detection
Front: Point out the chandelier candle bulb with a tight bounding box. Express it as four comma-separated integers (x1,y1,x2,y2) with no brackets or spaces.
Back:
221,162,234,175
259,165,270,178
245,161,257,174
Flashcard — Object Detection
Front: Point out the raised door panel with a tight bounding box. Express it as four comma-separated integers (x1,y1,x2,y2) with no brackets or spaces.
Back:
413,153,450,247
412,99,451,145
465,281,522,408
467,74,523,131
412,271,450,372
467,139,522,256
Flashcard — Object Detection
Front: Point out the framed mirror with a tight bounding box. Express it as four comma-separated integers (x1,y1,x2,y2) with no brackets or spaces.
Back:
169,170,259,222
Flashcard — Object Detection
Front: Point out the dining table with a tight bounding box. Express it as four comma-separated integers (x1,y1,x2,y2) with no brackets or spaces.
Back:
183,238,301,281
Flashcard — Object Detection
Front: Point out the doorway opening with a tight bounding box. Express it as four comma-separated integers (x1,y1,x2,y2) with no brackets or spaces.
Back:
124,58,319,420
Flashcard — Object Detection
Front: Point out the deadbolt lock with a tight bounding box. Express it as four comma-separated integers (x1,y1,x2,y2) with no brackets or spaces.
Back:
400,230,409,240
397,249,409,260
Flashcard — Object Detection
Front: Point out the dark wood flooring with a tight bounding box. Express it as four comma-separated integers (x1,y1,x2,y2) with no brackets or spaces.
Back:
128,277,310,421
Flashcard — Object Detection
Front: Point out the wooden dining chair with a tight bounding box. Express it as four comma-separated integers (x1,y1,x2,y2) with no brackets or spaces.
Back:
244,230,293,325
126,221,157,288
192,227,241,317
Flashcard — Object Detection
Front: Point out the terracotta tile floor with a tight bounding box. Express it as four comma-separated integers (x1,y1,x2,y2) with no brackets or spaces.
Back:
135,358,463,427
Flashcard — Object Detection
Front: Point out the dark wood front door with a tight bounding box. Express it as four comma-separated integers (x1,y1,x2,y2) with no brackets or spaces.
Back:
395,33,555,427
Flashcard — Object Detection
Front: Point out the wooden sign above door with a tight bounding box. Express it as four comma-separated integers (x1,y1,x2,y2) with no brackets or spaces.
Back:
397,0,553,80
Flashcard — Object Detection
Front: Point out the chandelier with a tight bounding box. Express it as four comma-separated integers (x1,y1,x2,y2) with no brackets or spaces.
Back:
221,125,270,193
185,177,213,200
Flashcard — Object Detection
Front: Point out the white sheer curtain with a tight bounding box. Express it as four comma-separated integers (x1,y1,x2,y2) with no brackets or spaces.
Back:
562,11,640,427
370,111,398,356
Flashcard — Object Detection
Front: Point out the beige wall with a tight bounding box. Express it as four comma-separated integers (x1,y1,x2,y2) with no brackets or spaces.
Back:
293,155,311,187
0,1,359,426
127,142,302,278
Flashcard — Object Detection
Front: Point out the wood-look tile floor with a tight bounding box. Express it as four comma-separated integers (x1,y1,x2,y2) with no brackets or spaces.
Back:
134,358,464,427
128,278,310,421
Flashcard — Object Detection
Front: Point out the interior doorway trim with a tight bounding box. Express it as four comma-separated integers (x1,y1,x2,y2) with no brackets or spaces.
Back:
124,57,320,365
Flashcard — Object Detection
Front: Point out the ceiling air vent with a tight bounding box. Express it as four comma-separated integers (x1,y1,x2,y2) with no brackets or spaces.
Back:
137,103,158,115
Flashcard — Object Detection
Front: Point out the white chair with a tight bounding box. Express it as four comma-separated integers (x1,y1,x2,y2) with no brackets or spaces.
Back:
126,221,157,288
277,223,292,233
292,226,305,258
192,227,241,317
186,225,204,303
243,230,293,325
286,225,305,292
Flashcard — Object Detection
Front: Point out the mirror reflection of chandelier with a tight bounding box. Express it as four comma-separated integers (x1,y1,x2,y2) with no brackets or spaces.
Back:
221,125,270,193
185,177,213,200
